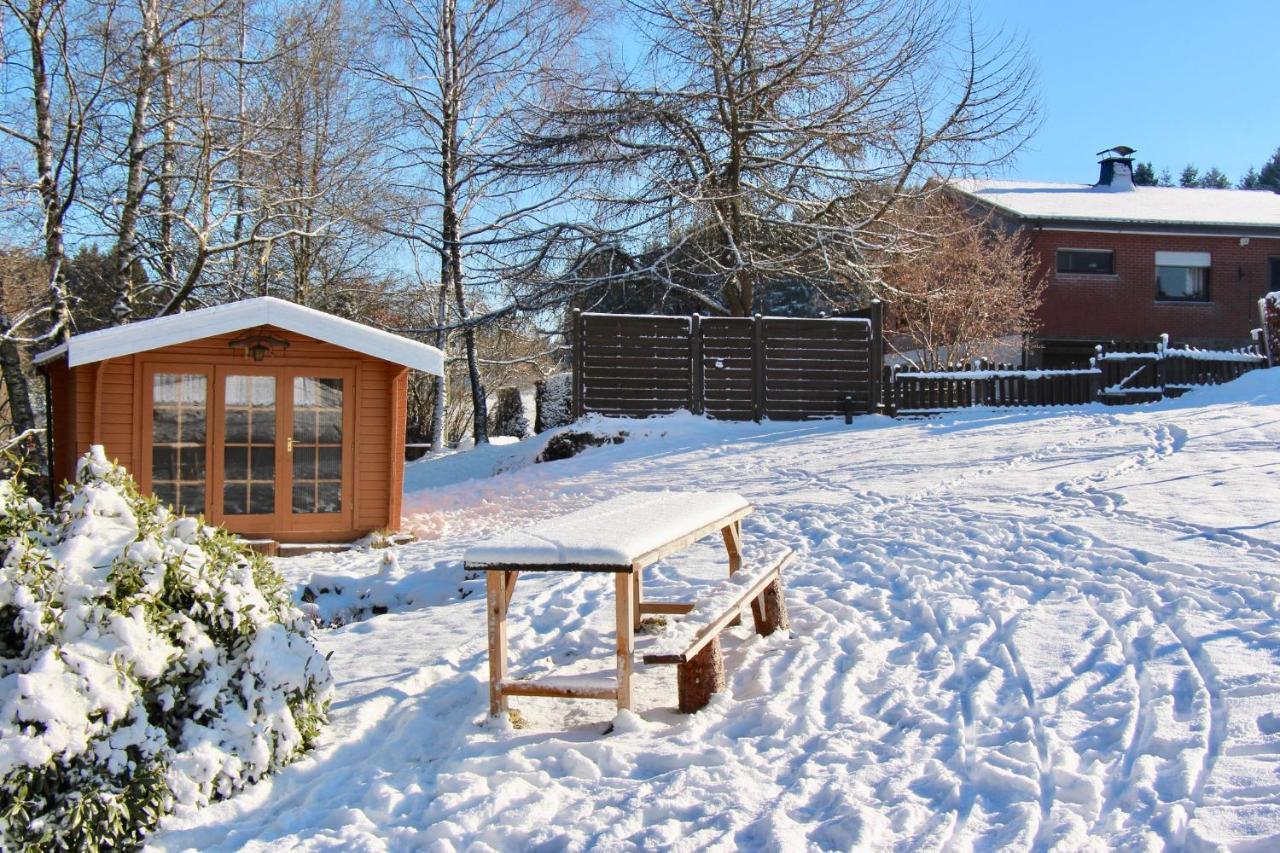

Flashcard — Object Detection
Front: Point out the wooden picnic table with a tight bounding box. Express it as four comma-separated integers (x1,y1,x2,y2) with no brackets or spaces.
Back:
463,491,754,715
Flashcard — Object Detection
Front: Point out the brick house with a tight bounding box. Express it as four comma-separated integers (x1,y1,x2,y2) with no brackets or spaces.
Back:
951,149,1280,366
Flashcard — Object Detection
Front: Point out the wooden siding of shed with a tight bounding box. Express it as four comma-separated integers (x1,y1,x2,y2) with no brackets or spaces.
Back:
54,325,408,540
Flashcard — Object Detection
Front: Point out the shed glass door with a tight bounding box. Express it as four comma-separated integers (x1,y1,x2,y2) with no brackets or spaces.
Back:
290,376,344,515
222,375,277,516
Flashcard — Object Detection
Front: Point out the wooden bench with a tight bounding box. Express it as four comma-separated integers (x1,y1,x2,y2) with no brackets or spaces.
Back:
643,547,793,712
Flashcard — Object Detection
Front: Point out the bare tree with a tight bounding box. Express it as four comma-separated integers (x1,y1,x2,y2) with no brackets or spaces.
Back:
529,0,1038,316
0,0,114,342
0,0,115,469
365,0,593,445
878,198,1044,370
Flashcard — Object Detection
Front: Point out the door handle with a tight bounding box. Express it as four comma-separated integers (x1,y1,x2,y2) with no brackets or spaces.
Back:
286,437,294,453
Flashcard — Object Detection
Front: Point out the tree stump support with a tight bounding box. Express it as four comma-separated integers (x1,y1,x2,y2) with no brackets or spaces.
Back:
677,634,726,713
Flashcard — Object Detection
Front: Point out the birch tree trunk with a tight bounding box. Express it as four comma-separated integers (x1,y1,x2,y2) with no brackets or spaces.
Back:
112,0,161,325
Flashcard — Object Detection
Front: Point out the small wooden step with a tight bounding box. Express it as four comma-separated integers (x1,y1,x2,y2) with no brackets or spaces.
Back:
239,539,278,557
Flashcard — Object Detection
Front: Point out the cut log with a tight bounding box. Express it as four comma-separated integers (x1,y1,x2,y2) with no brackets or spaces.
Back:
755,578,790,636
677,634,725,713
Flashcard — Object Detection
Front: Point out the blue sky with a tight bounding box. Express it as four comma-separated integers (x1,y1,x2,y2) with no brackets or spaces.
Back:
977,0,1279,185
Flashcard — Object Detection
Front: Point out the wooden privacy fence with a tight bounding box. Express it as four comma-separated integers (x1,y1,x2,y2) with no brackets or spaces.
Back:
572,305,883,421
1096,335,1267,403
884,363,1101,415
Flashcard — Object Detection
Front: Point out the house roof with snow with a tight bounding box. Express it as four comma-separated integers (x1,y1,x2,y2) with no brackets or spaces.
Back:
34,296,444,375
950,179,1280,234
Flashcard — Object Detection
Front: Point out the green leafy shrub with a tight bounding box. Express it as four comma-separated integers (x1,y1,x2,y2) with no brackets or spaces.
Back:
0,448,333,851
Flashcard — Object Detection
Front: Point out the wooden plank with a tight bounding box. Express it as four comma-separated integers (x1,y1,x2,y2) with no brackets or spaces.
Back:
639,601,697,615
499,678,618,701
582,373,691,387
583,315,690,331
616,572,634,711
582,390,690,403
586,333,696,345
764,379,871,392
643,549,795,665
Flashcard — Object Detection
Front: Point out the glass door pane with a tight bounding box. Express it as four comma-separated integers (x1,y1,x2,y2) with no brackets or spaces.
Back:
223,375,276,515
291,377,343,514
152,373,207,514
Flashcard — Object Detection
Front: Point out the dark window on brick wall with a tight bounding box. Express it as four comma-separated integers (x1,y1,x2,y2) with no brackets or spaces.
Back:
1056,249,1114,275
1156,266,1210,302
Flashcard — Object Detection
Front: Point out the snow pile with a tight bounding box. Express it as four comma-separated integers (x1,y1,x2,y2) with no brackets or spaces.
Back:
0,448,332,850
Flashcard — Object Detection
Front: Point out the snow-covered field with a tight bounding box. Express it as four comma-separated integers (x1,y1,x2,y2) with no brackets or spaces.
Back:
152,372,1280,851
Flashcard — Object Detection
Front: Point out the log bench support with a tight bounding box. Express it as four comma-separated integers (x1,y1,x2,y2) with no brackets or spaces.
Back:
646,548,794,714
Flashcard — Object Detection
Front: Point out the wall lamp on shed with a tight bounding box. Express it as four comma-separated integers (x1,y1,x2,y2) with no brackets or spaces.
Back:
229,333,290,361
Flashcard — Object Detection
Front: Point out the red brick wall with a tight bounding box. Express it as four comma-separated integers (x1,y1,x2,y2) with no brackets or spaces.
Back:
1029,230,1279,345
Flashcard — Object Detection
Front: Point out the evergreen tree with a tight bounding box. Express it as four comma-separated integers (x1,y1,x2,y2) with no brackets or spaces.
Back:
1179,165,1200,187
1133,162,1158,186
1258,147,1280,191
1158,168,1174,187
1239,167,1262,190
1199,167,1230,189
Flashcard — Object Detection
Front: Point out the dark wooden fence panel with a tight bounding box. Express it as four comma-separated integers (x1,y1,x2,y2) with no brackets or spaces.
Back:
763,317,873,421
701,317,756,420
575,313,692,418
574,306,883,421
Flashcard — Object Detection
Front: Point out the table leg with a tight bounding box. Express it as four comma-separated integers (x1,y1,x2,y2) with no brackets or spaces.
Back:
722,520,744,625
632,568,644,629
487,571,510,716
615,572,635,712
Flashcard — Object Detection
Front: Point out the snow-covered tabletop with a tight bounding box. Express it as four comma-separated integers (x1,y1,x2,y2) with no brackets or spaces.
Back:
463,491,751,570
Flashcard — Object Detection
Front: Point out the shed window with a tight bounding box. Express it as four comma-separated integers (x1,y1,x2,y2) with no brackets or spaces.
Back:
1056,249,1114,275
152,373,207,514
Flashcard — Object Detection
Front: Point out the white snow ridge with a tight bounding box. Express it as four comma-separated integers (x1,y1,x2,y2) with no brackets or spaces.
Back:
151,371,1280,851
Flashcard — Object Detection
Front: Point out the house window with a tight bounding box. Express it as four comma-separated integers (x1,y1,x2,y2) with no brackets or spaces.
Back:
1155,251,1211,302
1057,249,1114,275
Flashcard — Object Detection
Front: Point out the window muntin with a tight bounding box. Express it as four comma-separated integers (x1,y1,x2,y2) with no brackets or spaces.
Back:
1156,265,1210,302
222,375,276,515
1056,249,1114,275
291,377,343,514
151,373,207,514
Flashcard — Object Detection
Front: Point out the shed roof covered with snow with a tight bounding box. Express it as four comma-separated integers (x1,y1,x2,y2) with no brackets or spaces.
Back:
35,297,443,375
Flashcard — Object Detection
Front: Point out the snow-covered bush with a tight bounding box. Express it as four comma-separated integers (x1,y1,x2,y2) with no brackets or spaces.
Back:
0,448,333,851
489,386,530,438
535,372,574,433
1262,291,1280,366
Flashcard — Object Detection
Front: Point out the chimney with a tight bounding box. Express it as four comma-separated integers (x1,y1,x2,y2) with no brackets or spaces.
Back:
1095,145,1137,191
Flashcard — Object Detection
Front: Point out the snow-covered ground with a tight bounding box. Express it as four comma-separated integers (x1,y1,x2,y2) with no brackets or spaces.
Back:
152,372,1280,851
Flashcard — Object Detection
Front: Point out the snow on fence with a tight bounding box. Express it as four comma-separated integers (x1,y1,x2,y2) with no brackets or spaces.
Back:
1095,334,1267,402
883,362,1101,415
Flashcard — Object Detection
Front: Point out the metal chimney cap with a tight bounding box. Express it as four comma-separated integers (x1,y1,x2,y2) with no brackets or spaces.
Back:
1096,145,1137,158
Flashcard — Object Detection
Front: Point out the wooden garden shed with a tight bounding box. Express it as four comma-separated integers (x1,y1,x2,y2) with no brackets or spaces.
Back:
34,297,444,546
